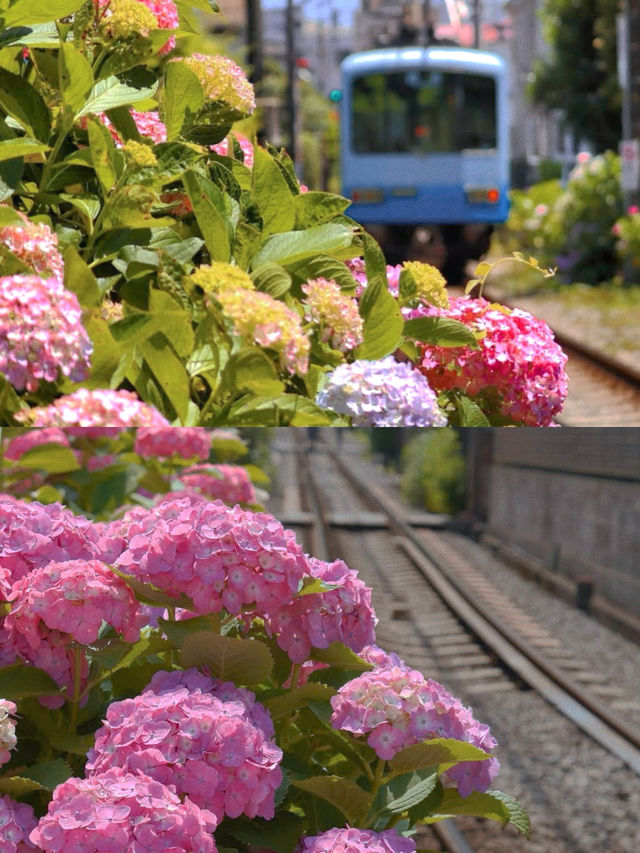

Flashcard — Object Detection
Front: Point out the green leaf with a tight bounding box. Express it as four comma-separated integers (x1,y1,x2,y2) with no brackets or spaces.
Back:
81,310,122,387
183,170,231,262
403,317,478,348
148,290,195,357
109,568,195,610
0,22,59,47
224,813,305,853
0,663,59,699
0,759,73,798
455,395,490,427
139,331,191,422
164,60,204,140
158,615,221,650
180,632,274,685
87,117,119,193
151,141,205,184
0,67,50,141
263,684,336,720
1,0,87,27
311,642,374,671
290,254,357,293
60,42,94,115
355,232,403,359
13,443,81,473
252,261,292,297
224,349,285,397
77,67,158,118
0,137,48,162
63,244,101,307
376,767,440,815
428,788,531,837
291,776,371,825
389,739,490,775
251,224,355,269
252,146,295,235
294,191,351,228
226,394,335,427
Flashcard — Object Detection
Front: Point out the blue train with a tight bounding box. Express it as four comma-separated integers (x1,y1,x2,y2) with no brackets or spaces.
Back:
339,46,510,281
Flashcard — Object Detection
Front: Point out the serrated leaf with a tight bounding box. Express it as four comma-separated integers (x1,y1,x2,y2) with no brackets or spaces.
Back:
63,244,101,307
311,642,374,671
183,170,231,262
159,615,221,649
455,395,490,427
298,577,340,596
77,68,158,118
252,146,295,235
13,443,81,473
224,813,304,853
377,767,440,814
403,317,478,348
251,224,355,269
389,739,490,774
0,22,60,47
292,776,371,825
0,68,50,142
0,664,59,700
293,191,351,228
164,60,204,140
252,261,292,297
1,0,87,27
0,137,49,162
60,43,93,114
181,632,274,685
87,117,119,193
263,683,336,719
428,788,531,837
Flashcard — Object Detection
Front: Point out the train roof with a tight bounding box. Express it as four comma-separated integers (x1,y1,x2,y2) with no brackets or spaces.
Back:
341,46,507,76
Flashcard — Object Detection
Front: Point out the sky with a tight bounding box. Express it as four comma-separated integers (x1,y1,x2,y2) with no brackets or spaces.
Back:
260,0,360,26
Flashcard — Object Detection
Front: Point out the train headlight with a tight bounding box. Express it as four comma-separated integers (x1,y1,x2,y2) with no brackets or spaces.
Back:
466,187,501,205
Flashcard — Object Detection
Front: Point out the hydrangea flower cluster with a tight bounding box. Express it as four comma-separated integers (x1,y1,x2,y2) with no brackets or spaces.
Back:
180,54,256,114
0,794,38,853
186,262,255,297
86,669,282,820
96,0,178,53
115,497,309,615
211,133,255,167
400,261,449,308
302,278,364,353
14,389,170,426
3,428,69,461
359,643,406,669
265,557,377,663
316,358,447,427
297,827,416,853
4,560,144,703
217,287,310,375
0,498,101,585
0,210,64,280
330,665,499,796
134,427,211,460
30,767,218,853
0,700,17,767
0,275,92,392
412,296,569,426
177,464,256,505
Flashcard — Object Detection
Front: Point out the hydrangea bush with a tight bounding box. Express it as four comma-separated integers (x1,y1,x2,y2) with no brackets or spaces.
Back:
0,427,531,850
0,0,567,426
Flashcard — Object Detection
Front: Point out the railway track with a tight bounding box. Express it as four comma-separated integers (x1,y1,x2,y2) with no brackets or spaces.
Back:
268,432,640,853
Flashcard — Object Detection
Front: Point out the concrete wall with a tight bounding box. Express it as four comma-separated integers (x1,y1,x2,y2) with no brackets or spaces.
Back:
485,430,640,617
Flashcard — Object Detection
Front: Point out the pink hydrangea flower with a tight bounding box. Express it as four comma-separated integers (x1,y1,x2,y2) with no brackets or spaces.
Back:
4,428,69,461
66,427,125,438
0,275,92,392
134,427,211,460
298,827,416,853
0,700,17,767
211,133,254,167
4,560,145,705
95,0,178,53
359,643,406,669
14,389,170,427
330,666,499,796
115,496,309,616
411,296,569,427
30,767,218,853
0,209,64,280
177,464,256,505
87,669,282,821
0,794,38,853
302,278,364,352
264,557,377,663
0,498,102,586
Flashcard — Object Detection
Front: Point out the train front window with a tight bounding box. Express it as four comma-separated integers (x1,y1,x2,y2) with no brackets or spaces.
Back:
351,70,497,154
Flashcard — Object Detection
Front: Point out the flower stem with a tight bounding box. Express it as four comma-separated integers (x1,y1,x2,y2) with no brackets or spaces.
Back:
69,647,84,733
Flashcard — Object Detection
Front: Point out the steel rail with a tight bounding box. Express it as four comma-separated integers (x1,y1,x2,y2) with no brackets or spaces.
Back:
297,436,480,853
328,448,640,777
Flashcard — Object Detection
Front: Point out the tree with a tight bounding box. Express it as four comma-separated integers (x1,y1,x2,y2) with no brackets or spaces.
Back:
530,0,621,152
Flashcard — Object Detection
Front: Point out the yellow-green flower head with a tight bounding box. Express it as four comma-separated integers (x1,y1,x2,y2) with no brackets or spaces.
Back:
123,140,158,170
402,261,449,309
99,0,157,40
217,288,310,375
180,54,256,115
186,263,255,298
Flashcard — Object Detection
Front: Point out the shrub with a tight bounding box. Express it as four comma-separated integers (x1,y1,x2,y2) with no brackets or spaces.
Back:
400,429,466,514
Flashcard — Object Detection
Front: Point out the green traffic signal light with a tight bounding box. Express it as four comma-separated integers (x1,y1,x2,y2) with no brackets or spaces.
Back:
329,89,343,103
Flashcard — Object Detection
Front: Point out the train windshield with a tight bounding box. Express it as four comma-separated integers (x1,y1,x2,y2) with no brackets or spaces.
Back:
351,70,497,154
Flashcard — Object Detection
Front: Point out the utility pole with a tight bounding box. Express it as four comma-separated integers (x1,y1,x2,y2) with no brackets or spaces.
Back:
619,0,640,209
246,0,263,87
422,0,432,45
286,0,297,165
472,0,481,48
